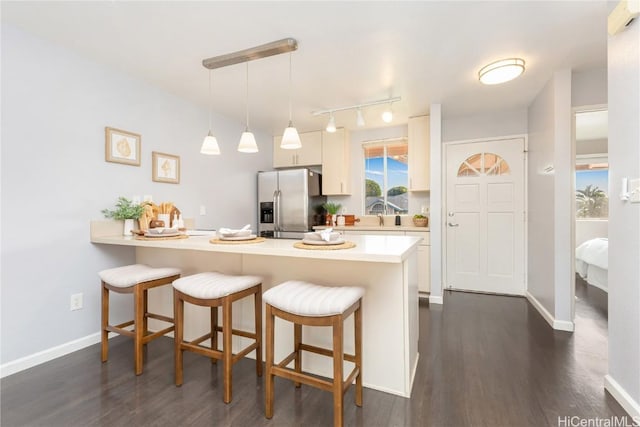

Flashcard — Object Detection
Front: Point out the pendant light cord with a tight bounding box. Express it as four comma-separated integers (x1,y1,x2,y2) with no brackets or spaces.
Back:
208,70,213,132
288,53,293,124
245,62,250,131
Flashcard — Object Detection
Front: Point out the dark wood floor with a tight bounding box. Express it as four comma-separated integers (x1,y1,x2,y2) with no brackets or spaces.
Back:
2,290,626,426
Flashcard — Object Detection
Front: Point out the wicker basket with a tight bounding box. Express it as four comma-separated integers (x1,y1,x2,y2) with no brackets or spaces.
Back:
413,217,428,227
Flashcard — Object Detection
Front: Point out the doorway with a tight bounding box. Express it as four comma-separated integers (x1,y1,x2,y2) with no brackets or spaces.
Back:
445,137,525,295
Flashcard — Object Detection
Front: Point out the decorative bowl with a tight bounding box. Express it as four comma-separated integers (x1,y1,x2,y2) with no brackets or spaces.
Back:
413,217,428,227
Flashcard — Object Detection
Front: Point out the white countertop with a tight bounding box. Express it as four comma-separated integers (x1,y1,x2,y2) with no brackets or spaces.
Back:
314,225,430,232
90,222,421,264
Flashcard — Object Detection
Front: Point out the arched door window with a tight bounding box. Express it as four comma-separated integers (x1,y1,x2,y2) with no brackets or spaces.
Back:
457,152,510,177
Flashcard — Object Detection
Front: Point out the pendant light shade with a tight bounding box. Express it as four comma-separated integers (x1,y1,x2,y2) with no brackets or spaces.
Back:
281,124,301,149
281,53,302,150
326,113,336,133
201,132,221,155
238,62,258,153
201,70,221,155
238,131,258,153
478,58,525,85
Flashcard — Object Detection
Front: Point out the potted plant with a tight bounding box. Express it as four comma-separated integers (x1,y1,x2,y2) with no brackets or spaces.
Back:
412,214,428,227
322,202,343,226
102,197,145,235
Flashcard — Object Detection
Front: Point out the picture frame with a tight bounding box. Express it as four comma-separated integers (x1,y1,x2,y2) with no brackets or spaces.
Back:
105,127,141,166
152,151,180,184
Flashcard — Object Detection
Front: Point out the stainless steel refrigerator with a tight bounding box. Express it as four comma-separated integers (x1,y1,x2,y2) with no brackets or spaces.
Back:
258,169,326,239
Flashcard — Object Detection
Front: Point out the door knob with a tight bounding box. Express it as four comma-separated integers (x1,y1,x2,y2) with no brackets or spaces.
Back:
448,222,459,227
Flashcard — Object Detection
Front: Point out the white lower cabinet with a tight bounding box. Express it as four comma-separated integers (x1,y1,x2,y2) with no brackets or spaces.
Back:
343,229,431,294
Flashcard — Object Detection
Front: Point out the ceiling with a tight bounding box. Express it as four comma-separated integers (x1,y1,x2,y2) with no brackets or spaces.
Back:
2,1,609,136
576,110,608,141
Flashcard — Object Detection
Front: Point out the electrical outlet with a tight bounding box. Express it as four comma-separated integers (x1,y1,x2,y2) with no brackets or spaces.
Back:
70,293,83,311
200,205,206,215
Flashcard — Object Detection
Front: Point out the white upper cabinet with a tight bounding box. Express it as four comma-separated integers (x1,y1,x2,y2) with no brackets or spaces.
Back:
322,128,351,195
273,130,322,168
408,115,430,191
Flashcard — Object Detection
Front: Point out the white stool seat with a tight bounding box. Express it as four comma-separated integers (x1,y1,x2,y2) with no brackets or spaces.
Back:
99,264,181,288
263,280,365,317
173,272,262,299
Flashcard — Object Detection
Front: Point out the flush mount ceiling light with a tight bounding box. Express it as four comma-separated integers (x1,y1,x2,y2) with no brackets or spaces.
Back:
237,62,259,153
200,70,221,155
478,58,525,85
313,96,401,130
281,52,302,150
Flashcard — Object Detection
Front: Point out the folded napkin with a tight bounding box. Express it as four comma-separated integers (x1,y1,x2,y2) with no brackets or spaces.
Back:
218,224,251,237
319,228,333,242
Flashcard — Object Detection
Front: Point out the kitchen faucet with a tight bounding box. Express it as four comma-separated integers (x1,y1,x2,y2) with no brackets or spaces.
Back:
378,213,384,226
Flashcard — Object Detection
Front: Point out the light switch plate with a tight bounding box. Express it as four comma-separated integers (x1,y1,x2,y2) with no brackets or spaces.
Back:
630,179,640,203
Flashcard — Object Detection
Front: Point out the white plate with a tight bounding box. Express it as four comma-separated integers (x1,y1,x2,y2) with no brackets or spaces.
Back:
301,238,345,246
218,230,252,238
144,231,180,238
219,234,257,241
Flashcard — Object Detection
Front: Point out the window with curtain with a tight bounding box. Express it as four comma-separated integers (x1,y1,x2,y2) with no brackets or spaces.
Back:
363,139,408,215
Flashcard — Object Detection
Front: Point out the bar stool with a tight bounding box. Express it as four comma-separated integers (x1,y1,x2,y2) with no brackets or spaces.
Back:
99,264,181,375
172,272,262,404
263,280,364,427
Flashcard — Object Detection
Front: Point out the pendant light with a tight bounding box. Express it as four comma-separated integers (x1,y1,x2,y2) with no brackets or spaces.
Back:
238,62,259,153
200,70,221,155
281,53,302,149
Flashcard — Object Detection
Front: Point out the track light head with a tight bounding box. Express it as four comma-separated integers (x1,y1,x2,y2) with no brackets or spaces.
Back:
326,114,336,133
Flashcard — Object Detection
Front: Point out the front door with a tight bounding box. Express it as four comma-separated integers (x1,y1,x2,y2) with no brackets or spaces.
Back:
445,138,525,295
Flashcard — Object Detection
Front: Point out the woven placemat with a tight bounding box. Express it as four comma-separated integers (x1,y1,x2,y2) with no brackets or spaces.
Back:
209,237,267,245
135,234,189,241
293,241,356,250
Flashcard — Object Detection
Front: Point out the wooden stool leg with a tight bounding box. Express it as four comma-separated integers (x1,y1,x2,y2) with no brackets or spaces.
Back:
255,287,263,377
101,283,109,363
294,323,302,387
174,290,184,386
223,297,233,404
211,306,218,364
142,288,149,348
333,316,344,427
265,304,275,419
134,285,145,375
355,303,363,407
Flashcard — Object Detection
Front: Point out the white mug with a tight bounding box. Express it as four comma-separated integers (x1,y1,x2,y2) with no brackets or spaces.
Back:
337,215,346,226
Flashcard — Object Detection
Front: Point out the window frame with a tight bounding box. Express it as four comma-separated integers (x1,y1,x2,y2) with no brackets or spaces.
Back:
362,137,409,215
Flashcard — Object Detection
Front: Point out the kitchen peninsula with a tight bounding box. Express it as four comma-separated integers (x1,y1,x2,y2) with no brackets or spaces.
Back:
90,221,421,397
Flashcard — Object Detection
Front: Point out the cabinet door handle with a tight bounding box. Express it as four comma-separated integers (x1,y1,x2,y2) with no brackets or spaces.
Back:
340,182,343,193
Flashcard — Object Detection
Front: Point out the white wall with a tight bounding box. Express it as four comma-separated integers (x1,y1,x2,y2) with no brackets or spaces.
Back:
442,109,528,142
0,25,272,365
576,138,608,155
572,67,607,107
605,18,640,416
526,70,573,329
575,220,608,246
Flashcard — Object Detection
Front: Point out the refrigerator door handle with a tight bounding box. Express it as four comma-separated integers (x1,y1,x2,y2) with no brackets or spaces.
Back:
276,190,282,231
273,190,279,231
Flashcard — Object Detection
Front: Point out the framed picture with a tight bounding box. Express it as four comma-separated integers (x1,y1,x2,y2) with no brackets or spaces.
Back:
152,151,180,184
105,127,141,166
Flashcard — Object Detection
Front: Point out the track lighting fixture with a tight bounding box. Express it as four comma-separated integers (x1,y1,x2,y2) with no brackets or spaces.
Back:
356,108,365,127
326,113,337,133
313,96,400,129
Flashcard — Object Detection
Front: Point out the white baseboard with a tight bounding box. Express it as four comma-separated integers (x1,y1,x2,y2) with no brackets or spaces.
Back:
1,332,103,378
525,291,574,332
429,295,443,305
605,374,640,418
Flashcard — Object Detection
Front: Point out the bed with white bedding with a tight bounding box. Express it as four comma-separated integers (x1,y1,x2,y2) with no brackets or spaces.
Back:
575,238,608,292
